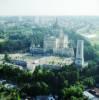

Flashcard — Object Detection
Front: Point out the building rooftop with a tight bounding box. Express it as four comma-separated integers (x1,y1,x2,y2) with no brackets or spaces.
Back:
83,91,99,100
36,95,55,100
83,91,95,99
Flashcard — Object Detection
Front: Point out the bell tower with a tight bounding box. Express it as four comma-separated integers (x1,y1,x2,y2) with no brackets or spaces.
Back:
59,29,64,48
75,40,84,68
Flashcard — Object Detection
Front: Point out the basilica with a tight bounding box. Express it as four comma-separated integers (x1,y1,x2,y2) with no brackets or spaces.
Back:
43,29,74,56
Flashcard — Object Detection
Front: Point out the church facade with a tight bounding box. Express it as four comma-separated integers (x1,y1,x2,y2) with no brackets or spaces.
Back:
43,29,74,56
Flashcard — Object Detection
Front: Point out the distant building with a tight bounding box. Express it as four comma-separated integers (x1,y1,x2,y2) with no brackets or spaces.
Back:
75,40,88,68
10,60,27,68
75,40,84,68
30,47,44,55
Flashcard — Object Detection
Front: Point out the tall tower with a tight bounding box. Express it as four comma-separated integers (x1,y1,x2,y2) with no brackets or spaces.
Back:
59,29,64,48
75,40,84,68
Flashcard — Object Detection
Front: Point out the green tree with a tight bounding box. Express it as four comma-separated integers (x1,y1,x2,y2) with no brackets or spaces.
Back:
3,53,11,62
61,85,83,99
83,77,95,87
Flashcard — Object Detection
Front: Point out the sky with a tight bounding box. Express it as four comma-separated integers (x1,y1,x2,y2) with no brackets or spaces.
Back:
0,0,99,16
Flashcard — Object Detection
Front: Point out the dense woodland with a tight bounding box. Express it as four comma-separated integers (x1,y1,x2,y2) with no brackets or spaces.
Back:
0,60,99,99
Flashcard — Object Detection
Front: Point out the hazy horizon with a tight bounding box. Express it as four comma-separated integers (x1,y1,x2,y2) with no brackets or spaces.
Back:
0,0,99,16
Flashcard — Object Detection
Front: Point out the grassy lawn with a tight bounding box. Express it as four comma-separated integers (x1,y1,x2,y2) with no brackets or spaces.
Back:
91,40,99,45
0,39,5,43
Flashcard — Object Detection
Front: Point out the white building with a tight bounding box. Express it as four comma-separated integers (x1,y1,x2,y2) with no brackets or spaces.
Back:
83,91,98,100
75,40,84,68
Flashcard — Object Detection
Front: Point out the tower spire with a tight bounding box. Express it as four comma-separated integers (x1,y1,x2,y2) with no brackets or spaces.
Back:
52,18,60,29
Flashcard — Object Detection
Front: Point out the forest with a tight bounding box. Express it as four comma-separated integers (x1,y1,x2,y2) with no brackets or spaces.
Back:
0,62,99,100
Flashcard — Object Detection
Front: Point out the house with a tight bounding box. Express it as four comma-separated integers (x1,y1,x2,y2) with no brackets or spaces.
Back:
10,60,27,68
4,83,16,89
83,91,98,100
0,80,6,84
89,88,99,97
36,95,55,100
